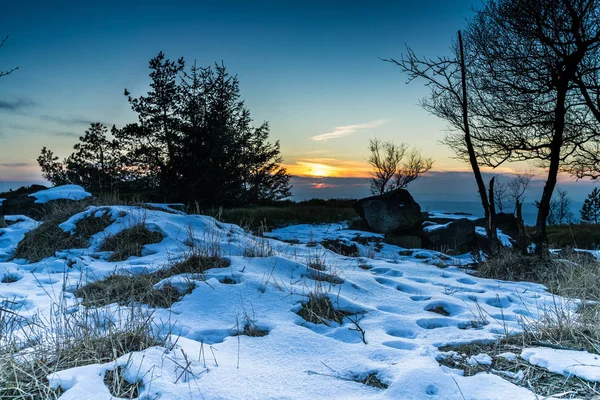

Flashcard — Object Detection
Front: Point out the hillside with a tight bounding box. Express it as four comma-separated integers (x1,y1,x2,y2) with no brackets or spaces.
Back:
0,187,598,399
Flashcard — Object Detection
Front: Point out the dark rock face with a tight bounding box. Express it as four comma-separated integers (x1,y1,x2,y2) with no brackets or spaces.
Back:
422,219,477,251
354,189,425,234
0,185,49,218
493,213,520,239
0,196,42,218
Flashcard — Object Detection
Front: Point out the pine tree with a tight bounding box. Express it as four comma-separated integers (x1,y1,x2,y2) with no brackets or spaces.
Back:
38,124,125,194
38,53,291,205
580,188,600,224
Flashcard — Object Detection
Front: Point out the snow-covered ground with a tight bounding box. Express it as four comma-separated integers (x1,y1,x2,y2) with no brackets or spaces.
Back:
0,190,596,399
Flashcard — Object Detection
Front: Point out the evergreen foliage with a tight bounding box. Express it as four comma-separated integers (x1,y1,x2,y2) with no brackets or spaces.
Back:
580,188,600,224
38,53,291,205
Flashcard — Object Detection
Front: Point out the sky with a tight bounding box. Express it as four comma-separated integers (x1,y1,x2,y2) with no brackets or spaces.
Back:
0,0,598,209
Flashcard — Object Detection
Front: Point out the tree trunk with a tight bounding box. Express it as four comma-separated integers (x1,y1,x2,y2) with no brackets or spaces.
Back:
458,31,496,247
535,85,566,252
515,200,528,253
488,177,498,254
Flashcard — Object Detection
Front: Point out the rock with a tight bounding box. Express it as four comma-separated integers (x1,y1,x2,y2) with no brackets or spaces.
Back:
354,189,425,234
493,213,520,240
387,235,422,249
422,219,477,251
0,196,42,217
0,185,91,218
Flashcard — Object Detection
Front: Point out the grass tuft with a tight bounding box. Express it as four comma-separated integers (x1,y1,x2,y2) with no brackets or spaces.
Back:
74,273,193,308
0,304,163,400
100,223,163,261
104,365,142,399
297,294,351,325
355,372,389,390
13,207,115,262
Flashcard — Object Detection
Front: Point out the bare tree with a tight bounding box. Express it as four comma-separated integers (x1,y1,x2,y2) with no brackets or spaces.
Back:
368,138,406,195
0,35,17,228
383,31,499,253
367,138,433,195
0,35,17,77
546,189,575,226
393,148,434,190
450,0,600,250
493,178,509,213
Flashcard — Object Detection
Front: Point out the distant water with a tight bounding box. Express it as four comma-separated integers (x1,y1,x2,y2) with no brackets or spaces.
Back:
418,200,584,226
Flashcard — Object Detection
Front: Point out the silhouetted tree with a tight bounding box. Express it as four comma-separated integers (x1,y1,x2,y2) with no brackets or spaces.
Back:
0,35,17,227
41,53,291,205
368,138,433,195
580,188,600,224
452,0,600,247
38,147,68,185
385,31,499,253
544,189,575,226
0,35,17,78
38,124,125,194
118,52,185,197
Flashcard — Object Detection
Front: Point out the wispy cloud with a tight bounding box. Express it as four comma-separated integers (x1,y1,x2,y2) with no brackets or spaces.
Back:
51,131,79,137
311,119,389,142
0,162,31,168
6,123,78,138
40,115,101,126
0,97,36,112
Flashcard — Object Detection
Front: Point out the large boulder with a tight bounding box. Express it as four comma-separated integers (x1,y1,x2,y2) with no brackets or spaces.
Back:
0,185,91,218
422,218,477,251
354,189,425,234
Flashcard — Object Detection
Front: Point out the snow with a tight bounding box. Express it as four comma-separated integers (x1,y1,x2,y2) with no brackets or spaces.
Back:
0,204,593,399
475,226,514,247
29,184,92,204
427,211,480,221
521,347,600,382
467,353,493,366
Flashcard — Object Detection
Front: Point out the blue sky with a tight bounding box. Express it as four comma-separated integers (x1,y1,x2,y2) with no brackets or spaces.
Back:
0,0,478,183
4,0,595,211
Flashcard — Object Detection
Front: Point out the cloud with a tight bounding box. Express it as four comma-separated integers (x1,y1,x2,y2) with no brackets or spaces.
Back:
6,123,79,138
51,131,79,137
311,119,389,142
40,115,102,126
0,162,31,168
0,97,36,112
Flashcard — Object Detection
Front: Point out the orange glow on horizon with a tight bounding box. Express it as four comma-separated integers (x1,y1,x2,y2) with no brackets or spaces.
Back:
283,158,543,179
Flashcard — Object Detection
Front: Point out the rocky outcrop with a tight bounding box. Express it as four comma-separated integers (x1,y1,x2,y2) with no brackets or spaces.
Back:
422,219,477,251
354,189,425,234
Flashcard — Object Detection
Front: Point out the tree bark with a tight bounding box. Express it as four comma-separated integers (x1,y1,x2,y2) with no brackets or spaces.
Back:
458,31,496,247
535,84,567,252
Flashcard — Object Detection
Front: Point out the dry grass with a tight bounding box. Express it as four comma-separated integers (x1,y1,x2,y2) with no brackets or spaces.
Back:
104,365,142,399
75,251,230,308
0,303,164,400
13,203,115,262
471,248,600,397
355,372,389,389
100,223,163,261
297,294,351,325
169,254,231,274
321,239,359,257
438,339,600,399
477,248,600,303
74,273,193,308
